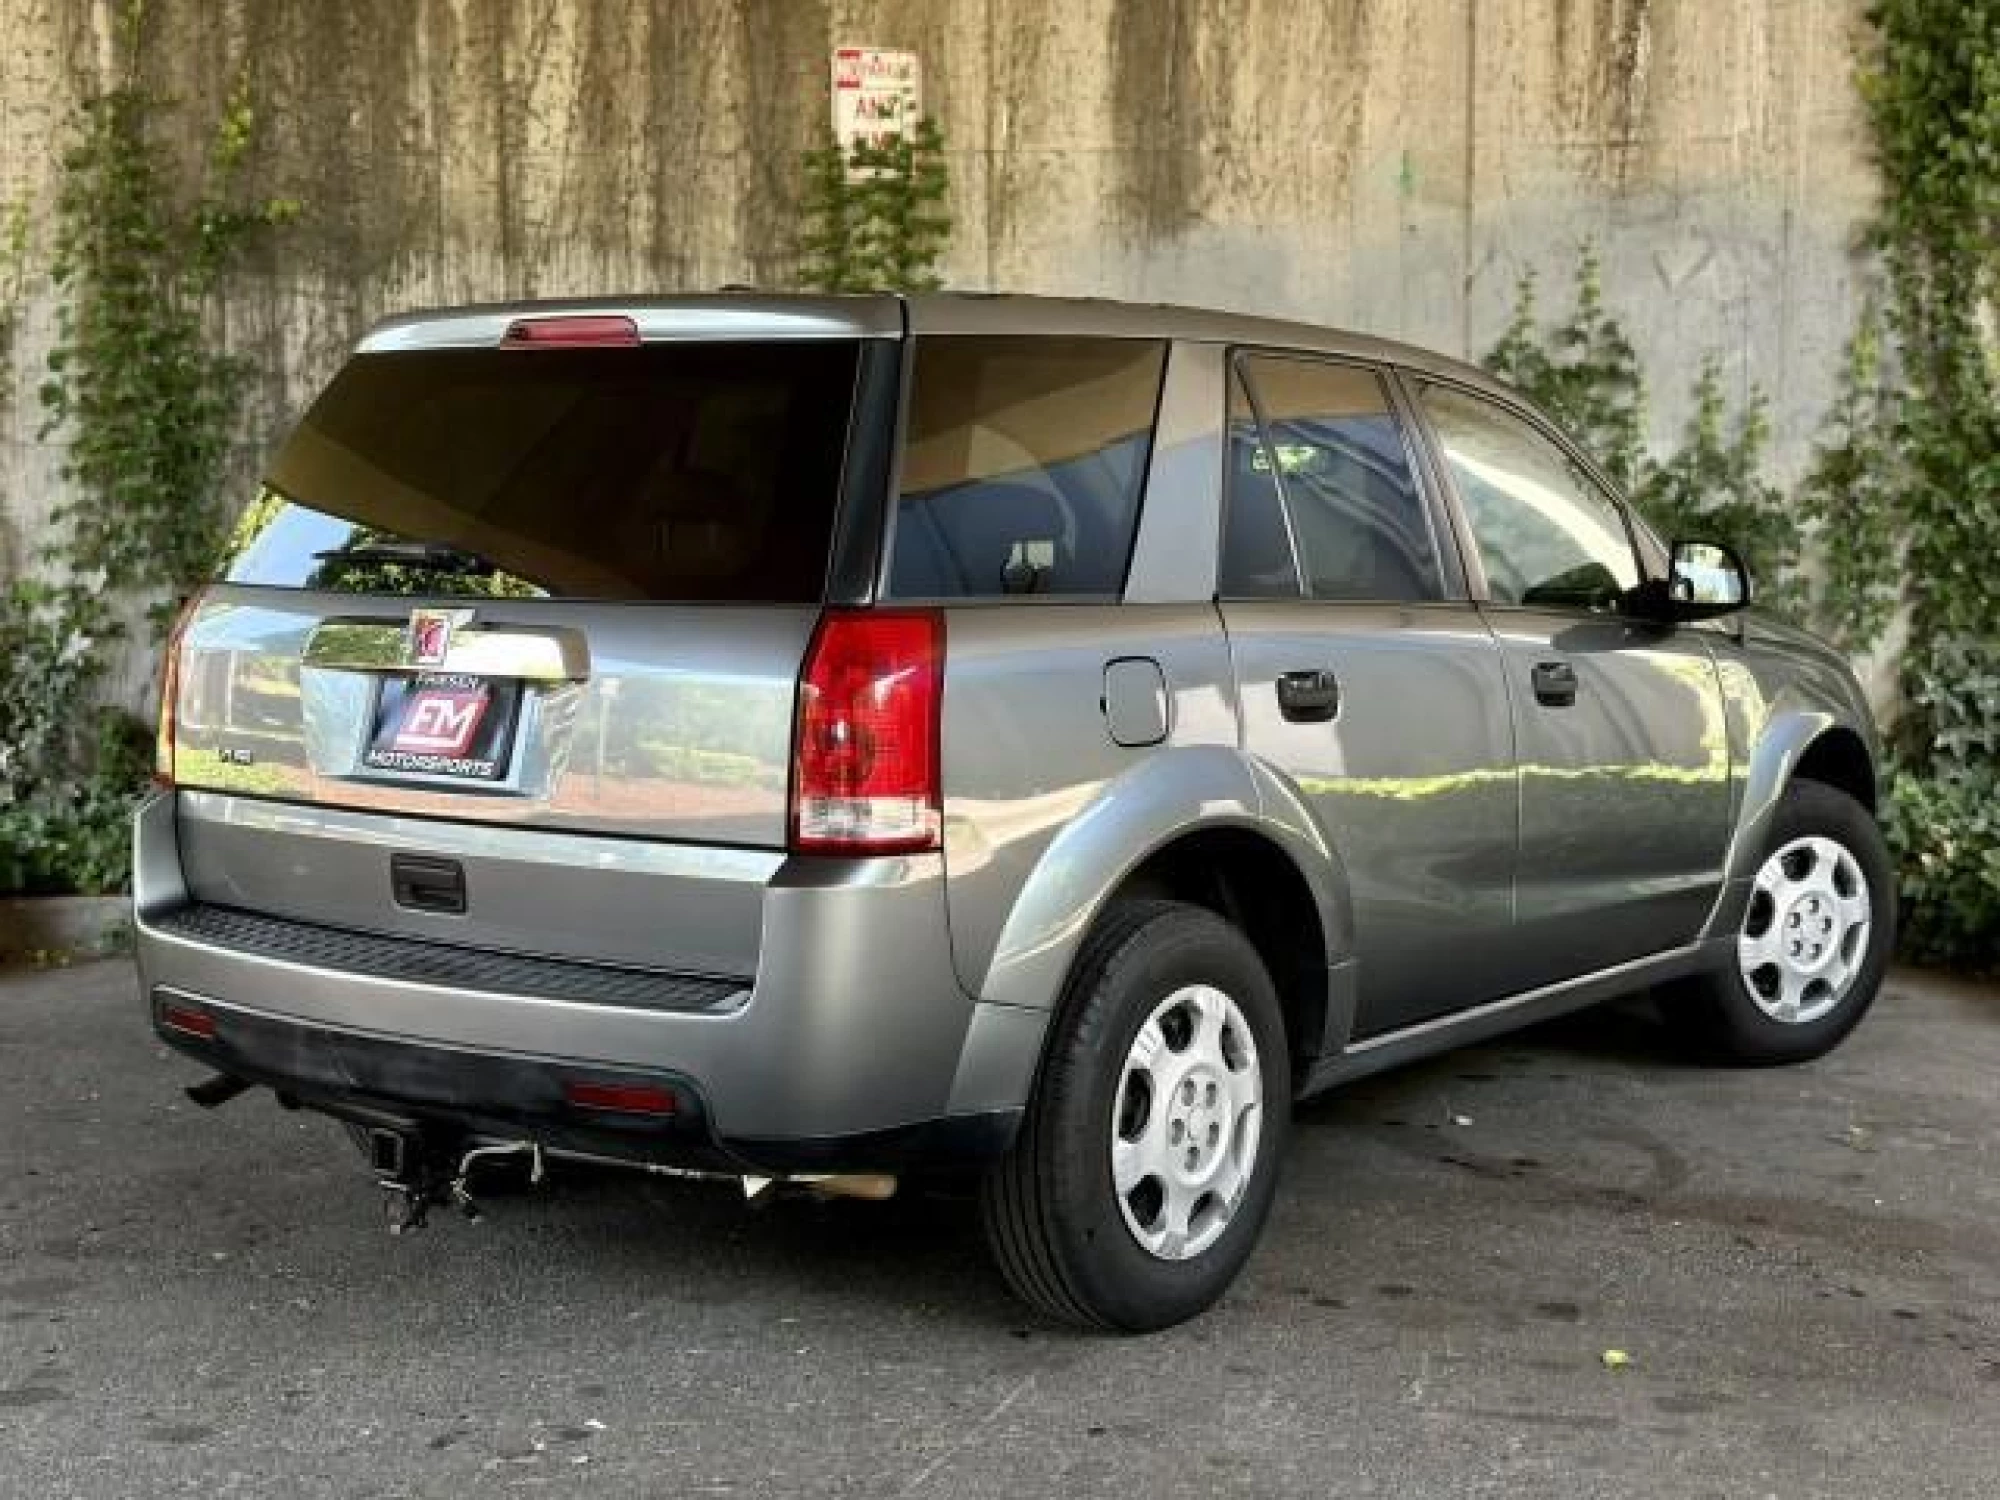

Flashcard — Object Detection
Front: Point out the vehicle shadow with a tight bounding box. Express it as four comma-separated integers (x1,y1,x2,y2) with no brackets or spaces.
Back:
442,996,1696,1331
113,993,1710,1339
1295,991,1695,1118
1496,989,1700,1069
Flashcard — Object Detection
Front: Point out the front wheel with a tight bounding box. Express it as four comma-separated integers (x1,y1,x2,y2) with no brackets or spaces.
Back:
980,900,1290,1332
1662,779,1894,1065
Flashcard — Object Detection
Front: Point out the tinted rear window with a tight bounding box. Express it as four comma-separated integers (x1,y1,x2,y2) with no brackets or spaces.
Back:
223,340,862,602
887,336,1166,598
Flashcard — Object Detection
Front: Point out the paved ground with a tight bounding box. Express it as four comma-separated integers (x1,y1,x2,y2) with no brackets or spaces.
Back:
0,961,1995,1498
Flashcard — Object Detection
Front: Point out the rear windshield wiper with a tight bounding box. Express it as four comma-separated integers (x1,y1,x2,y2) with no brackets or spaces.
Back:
312,540,498,574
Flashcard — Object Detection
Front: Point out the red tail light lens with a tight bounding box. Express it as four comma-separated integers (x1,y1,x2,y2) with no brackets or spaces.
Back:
791,610,943,855
500,315,640,349
153,592,205,788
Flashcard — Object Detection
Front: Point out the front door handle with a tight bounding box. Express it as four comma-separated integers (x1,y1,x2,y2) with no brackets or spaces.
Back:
1277,669,1341,723
1531,660,1578,707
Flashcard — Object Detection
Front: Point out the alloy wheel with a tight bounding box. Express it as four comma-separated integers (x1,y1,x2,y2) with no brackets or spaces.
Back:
1110,983,1263,1261
1738,835,1872,1025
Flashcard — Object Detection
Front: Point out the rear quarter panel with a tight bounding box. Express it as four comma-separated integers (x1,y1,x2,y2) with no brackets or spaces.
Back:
938,603,1233,1000
937,602,1353,1016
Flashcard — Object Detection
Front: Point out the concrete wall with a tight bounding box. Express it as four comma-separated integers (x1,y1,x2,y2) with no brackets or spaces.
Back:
0,0,1877,635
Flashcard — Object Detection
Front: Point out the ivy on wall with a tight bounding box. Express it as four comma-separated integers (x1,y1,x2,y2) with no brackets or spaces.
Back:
796,119,952,293
1634,360,1802,616
0,200,29,419
1483,249,1801,610
1795,307,1904,655
1860,0,2000,971
1484,247,1648,491
40,70,298,618
0,7,294,897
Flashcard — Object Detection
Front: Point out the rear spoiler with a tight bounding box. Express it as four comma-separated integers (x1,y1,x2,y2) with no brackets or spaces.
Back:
357,294,904,354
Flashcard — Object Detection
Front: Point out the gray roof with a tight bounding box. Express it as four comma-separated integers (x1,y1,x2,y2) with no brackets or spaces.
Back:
905,292,1492,382
355,289,1508,396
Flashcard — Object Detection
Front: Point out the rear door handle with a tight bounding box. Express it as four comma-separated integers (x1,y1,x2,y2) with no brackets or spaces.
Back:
1277,669,1340,723
1531,660,1578,707
391,854,467,914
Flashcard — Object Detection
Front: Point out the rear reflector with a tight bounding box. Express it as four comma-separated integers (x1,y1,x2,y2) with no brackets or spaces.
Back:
791,609,943,855
563,1080,677,1117
500,315,640,349
159,1001,216,1040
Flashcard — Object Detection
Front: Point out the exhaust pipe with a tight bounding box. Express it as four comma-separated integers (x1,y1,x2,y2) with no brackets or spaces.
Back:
811,1173,897,1202
742,1172,898,1205
184,1073,253,1109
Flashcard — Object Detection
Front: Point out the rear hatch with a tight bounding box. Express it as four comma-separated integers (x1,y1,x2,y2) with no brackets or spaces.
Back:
164,302,897,975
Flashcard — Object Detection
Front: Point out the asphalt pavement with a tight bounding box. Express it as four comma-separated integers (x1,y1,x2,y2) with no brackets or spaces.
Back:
2,960,1995,1498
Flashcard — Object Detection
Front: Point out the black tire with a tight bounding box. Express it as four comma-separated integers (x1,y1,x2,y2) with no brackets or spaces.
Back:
979,899,1291,1332
1661,779,1894,1065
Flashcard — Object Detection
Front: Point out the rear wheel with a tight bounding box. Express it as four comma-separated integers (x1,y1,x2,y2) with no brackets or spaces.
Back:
980,900,1290,1331
1663,779,1893,1064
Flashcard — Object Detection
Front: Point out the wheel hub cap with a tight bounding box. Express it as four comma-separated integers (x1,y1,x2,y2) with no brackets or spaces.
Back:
1738,835,1871,1025
1110,984,1262,1262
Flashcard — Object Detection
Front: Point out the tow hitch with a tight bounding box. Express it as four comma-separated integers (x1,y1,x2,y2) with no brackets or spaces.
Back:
369,1130,545,1235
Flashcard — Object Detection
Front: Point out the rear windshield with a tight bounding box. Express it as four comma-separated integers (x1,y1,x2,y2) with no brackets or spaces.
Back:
887,336,1167,598
222,340,862,602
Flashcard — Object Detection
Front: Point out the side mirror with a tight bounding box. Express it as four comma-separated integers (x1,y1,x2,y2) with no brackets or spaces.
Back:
1627,539,1752,622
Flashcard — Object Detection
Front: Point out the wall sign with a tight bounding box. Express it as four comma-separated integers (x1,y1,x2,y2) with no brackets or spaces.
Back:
831,46,922,155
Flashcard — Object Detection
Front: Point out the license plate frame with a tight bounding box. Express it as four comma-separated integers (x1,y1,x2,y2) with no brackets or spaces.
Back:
362,672,524,783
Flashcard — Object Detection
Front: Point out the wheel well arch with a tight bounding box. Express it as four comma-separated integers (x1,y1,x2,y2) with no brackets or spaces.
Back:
1107,826,1329,1089
1790,726,1877,814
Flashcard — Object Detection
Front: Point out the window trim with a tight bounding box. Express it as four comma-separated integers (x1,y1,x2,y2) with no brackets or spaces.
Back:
871,326,921,604
1221,353,1307,600
1219,348,1462,606
828,337,905,606
1398,370,1652,617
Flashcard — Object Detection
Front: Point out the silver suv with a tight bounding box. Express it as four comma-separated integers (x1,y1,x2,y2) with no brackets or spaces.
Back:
136,294,1892,1330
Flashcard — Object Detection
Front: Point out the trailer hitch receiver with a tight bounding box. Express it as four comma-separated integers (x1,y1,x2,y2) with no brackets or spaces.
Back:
372,1132,544,1235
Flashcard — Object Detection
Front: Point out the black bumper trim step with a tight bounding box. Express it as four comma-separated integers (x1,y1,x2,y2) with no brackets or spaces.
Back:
152,989,722,1166
149,989,1022,1175
149,903,747,1014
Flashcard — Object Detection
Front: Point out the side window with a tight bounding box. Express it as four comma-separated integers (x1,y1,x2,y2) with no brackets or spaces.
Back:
887,336,1166,598
1219,363,1301,597
1419,384,1641,611
1226,356,1444,602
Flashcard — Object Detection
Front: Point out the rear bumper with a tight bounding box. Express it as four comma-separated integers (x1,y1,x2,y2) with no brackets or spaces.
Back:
132,792,1044,1173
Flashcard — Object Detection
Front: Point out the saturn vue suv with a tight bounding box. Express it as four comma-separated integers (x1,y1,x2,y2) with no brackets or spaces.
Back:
134,293,1893,1330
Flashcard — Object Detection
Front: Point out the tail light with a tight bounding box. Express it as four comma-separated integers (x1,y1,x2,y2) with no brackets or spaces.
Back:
790,609,943,855
153,592,205,788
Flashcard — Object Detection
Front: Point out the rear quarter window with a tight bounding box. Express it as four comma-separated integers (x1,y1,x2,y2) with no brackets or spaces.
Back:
222,340,862,603
887,336,1167,599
